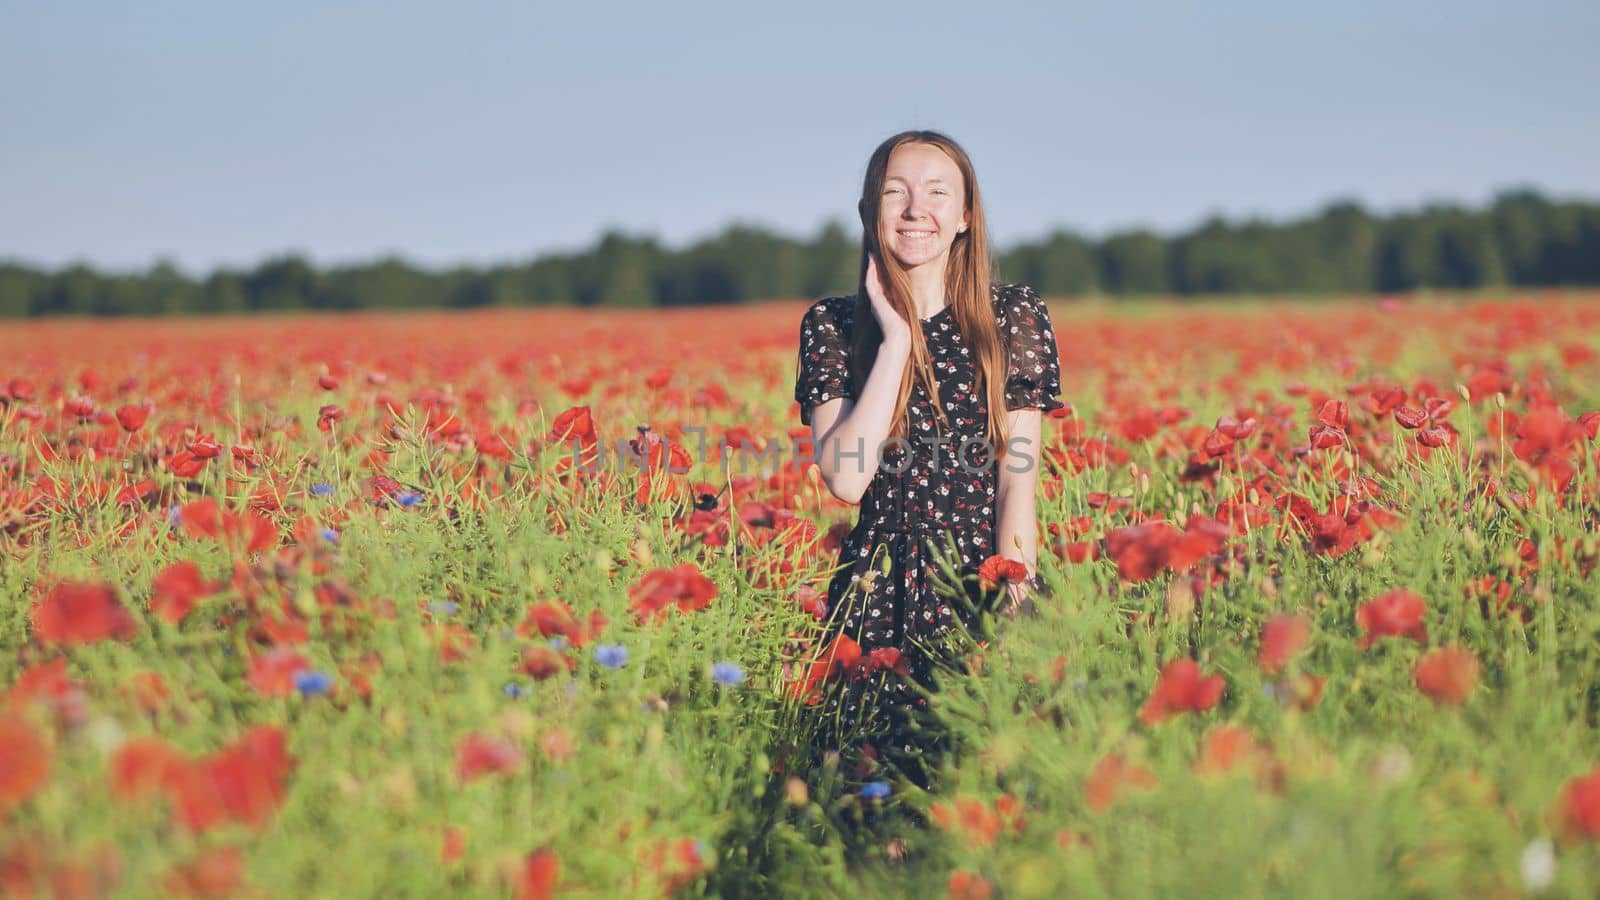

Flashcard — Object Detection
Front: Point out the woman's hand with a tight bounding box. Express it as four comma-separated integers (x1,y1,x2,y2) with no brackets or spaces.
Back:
865,253,911,347
998,573,1040,617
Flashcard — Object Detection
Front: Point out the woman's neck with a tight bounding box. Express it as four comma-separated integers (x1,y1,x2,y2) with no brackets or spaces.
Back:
905,258,950,318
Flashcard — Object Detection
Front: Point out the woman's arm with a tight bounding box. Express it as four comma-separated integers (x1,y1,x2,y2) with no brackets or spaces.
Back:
806,333,911,505
995,406,1044,604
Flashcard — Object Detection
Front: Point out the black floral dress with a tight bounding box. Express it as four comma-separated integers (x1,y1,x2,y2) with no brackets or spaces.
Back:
792,281,1065,786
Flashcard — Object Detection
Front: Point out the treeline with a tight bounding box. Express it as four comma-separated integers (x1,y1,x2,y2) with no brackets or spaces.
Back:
2,188,1598,317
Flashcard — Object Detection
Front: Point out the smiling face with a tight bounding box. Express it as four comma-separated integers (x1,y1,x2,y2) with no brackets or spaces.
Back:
877,142,970,272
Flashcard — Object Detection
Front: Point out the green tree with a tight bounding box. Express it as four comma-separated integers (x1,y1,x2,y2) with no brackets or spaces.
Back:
1099,230,1170,294
202,271,248,313
1375,215,1440,291
0,263,44,316
1435,210,1505,288
804,220,860,299
244,255,319,311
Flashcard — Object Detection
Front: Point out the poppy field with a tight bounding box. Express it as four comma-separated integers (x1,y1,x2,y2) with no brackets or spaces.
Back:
4,292,1600,898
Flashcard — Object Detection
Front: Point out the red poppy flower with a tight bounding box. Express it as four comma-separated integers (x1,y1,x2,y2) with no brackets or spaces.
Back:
1417,427,1452,448
627,427,693,474
866,647,910,677
792,585,829,619
163,847,247,898
1138,657,1225,726
519,645,576,680
947,870,995,900
203,723,294,826
440,826,467,865
429,623,478,664
64,394,96,419
116,479,158,507
7,658,76,710
1393,406,1428,429
516,601,606,647
1194,724,1259,777
788,633,863,704
1512,406,1584,465
476,429,516,461
1414,646,1479,705
977,555,1029,591
929,794,1023,850
640,837,705,895
456,734,524,783
548,405,600,467
247,647,312,698
4,377,35,402
1315,399,1349,430
1258,613,1311,674
1558,767,1600,841
1366,386,1405,415
124,671,171,713
1104,521,1183,582
1355,588,1428,649
628,563,717,621
115,403,152,432
0,712,51,816
178,498,277,554
514,848,560,900
188,435,222,458
317,404,344,432
109,737,185,801
1061,540,1098,563
1307,423,1345,450
32,580,137,646
169,725,294,832
149,561,220,624
1104,516,1227,582
1083,752,1157,813
166,450,208,478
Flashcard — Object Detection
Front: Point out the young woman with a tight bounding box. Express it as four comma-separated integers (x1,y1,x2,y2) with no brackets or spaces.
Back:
792,130,1065,796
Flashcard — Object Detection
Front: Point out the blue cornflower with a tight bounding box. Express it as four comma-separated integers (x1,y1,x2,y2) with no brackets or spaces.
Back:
594,644,628,669
711,662,745,687
167,504,182,527
310,482,335,497
504,682,528,699
547,636,569,651
320,528,340,543
861,781,891,800
428,601,460,616
294,670,334,696
395,491,423,508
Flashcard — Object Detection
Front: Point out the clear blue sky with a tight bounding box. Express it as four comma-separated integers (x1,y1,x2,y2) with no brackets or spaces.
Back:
2,0,1595,275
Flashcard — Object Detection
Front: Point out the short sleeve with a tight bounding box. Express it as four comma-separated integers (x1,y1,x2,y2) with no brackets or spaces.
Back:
794,297,856,427
998,284,1066,414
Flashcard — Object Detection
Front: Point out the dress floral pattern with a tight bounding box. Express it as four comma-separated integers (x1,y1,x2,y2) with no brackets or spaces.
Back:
792,282,1065,782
